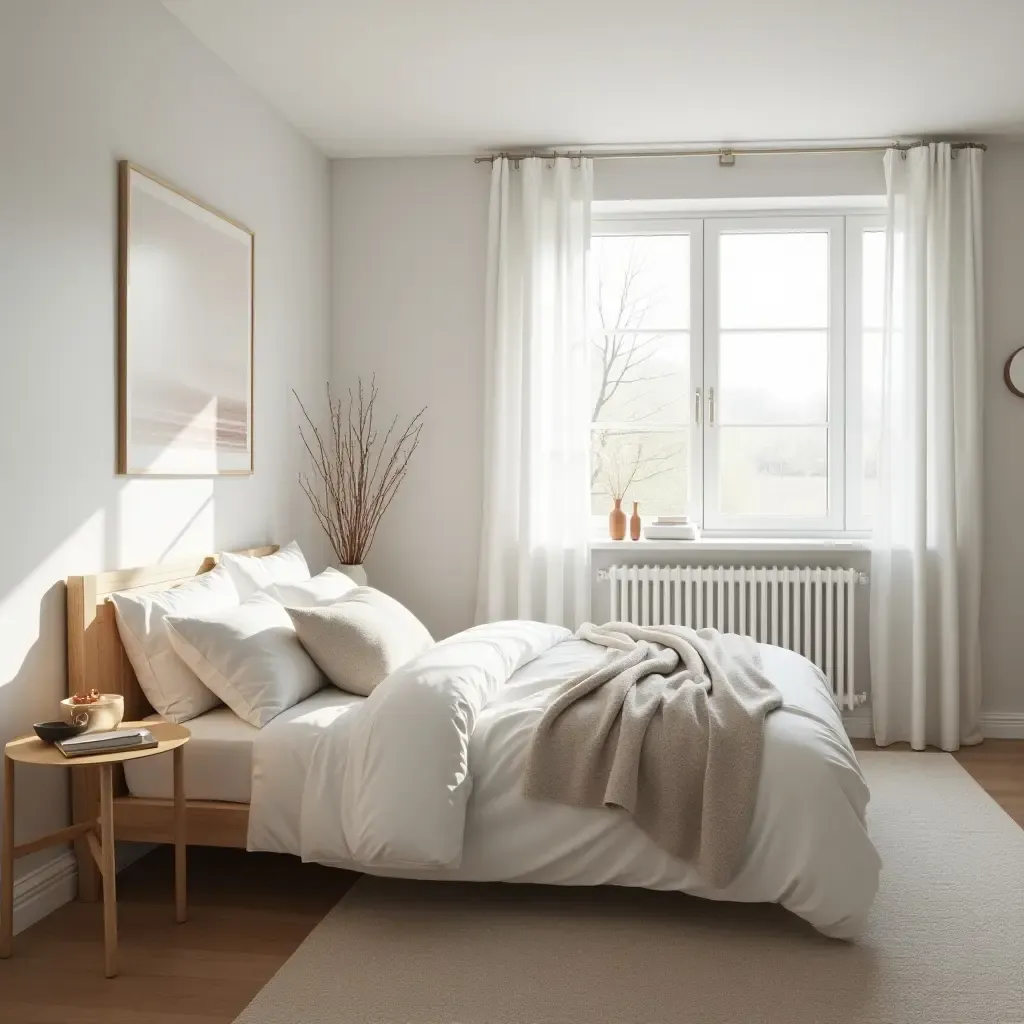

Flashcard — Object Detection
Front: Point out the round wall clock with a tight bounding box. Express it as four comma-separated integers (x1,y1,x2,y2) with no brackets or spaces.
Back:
1005,347,1024,398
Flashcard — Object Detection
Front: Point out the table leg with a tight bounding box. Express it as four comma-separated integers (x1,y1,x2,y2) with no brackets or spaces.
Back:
173,745,186,923
1,755,14,958
99,763,117,978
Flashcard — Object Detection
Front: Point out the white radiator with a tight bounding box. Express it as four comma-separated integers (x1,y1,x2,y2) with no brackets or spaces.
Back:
599,565,867,710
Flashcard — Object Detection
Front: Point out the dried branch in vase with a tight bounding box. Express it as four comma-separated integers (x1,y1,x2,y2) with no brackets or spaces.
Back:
294,380,425,567
597,439,643,501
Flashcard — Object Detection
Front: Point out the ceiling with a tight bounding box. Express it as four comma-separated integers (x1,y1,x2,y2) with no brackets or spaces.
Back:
164,0,1024,157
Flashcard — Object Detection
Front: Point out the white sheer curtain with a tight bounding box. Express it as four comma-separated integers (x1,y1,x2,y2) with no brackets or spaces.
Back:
475,157,593,628
870,144,983,750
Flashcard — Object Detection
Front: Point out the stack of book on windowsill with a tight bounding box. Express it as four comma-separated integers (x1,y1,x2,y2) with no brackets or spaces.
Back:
56,727,157,759
643,516,701,542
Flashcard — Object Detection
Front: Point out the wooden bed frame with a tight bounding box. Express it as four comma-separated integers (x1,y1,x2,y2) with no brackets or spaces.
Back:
66,545,277,901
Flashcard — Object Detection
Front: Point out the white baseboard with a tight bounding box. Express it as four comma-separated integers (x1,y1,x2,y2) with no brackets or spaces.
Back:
843,710,873,739
844,709,1024,741
13,850,77,936
980,712,1024,739
10,840,158,937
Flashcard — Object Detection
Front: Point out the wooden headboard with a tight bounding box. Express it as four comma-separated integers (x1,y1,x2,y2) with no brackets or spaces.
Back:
65,546,278,896
66,545,279,718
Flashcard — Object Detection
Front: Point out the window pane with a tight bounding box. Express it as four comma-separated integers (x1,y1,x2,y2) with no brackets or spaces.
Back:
718,331,827,424
862,329,883,517
591,333,689,425
862,230,886,330
720,231,828,329
589,235,689,331
717,427,827,518
591,428,690,517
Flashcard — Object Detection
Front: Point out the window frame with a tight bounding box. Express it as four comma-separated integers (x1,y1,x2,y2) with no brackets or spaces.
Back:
588,216,705,526
702,215,846,534
590,201,885,539
844,213,887,534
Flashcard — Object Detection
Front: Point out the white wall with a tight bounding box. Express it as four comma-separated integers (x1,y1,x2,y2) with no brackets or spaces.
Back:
332,157,490,640
980,142,1024,719
0,0,332,887
332,147,1024,724
595,151,885,201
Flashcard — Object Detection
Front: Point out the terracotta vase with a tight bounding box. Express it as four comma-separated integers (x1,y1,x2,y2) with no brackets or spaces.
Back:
630,501,641,541
609,498,627,541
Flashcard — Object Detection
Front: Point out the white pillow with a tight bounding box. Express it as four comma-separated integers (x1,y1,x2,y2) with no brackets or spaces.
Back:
219,541,310,599
110,563,239,723
165,592,325,728
270,567,357,608
286,587,434,697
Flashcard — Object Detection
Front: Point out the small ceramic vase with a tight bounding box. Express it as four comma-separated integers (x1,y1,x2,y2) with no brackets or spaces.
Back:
629,502,641,541
609,499,627,541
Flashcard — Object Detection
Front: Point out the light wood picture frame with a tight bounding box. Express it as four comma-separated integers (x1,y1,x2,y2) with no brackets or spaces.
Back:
118,161,254,475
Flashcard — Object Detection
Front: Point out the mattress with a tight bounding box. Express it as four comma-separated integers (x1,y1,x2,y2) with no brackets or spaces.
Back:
123,688,365,803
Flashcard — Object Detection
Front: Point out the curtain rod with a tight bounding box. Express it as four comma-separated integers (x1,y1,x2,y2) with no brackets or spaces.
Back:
472,141,987,164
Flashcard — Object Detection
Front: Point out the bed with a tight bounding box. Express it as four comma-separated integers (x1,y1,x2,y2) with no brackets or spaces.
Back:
67,547,881,938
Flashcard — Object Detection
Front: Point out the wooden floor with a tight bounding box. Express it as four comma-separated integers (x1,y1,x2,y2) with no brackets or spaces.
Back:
951,741,1024,827
1,741,1022,1023
853,738,1024,827
0,847,359,1023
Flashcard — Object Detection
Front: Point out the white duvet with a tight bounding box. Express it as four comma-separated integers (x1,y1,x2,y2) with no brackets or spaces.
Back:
248,621,880,939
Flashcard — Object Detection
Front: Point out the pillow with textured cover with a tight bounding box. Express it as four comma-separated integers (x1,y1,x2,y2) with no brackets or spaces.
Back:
110,563,239,723
165,592,324,727
286,587,434,697
220,541,310,600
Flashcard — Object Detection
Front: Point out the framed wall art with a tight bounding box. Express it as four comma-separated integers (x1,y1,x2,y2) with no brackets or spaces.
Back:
118,161,254,475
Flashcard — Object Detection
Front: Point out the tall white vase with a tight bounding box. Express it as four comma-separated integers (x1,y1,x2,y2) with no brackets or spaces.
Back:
338,564,367,586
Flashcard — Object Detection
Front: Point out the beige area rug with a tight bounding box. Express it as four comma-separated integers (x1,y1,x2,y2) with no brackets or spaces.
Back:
237,754,1024,1023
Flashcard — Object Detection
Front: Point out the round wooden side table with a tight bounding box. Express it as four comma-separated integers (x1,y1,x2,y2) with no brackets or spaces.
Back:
0,721,190,978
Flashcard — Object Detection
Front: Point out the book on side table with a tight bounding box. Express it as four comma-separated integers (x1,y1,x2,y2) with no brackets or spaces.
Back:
56,727,157,758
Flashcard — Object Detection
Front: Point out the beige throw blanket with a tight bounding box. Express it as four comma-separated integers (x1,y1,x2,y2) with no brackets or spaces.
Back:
522,622,782,888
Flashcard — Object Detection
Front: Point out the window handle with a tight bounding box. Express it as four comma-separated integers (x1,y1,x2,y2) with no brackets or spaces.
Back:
694,388,702,424
708,386,716,426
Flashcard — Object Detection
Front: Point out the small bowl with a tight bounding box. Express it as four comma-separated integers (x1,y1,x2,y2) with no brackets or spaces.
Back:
34,720,88,744
60,694,124,733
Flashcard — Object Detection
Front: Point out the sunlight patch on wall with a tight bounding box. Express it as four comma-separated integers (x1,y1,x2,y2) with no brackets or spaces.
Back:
0,510,106,687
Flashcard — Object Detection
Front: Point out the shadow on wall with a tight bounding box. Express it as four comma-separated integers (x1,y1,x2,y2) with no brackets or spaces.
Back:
0,581,73,877
0,474,226,882
0,485,123,880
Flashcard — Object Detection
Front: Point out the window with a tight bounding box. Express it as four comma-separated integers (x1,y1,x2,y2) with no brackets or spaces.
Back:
589,207,885,535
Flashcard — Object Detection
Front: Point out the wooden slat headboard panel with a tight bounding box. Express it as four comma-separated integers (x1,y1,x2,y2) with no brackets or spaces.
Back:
66,545,279,720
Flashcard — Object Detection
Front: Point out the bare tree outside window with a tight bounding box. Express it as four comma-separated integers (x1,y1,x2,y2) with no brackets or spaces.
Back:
589,236,690,515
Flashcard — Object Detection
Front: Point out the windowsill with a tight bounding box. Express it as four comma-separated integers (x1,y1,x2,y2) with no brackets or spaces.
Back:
589,537,871,553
